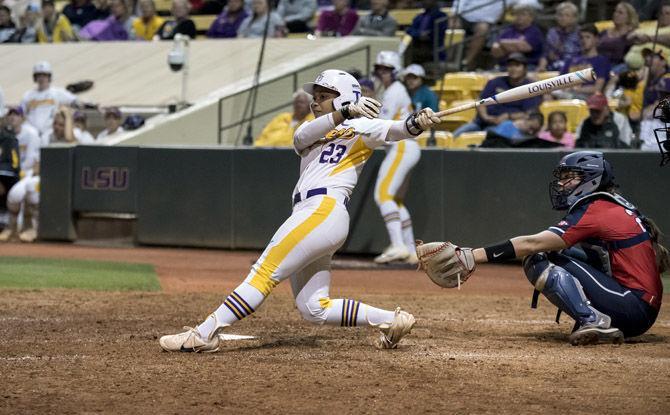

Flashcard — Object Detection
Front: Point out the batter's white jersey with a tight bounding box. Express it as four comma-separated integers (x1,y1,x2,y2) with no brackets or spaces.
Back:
293,117,394,199
16,122,41,174
20,87,77,135
379,81,412,121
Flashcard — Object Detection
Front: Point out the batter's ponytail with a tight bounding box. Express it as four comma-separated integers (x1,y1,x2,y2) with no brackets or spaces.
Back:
642,216,670,273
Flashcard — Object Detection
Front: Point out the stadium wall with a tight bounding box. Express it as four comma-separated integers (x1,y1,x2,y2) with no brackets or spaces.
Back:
41,147,670,253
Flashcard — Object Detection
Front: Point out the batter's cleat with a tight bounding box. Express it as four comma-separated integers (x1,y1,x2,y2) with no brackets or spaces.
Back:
377,307,416,349
19,228,37,243
568,312,624,346
159,326,221,353
374,246,410,264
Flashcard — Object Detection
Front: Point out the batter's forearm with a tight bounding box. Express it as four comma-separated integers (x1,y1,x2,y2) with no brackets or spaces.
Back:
294,112,341,151
386,119,417,142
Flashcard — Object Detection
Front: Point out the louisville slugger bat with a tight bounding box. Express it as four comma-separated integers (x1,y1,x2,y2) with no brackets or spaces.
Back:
436,68,596,117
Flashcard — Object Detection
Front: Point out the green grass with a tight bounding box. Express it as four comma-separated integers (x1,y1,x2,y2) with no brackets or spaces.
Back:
0,257,160,291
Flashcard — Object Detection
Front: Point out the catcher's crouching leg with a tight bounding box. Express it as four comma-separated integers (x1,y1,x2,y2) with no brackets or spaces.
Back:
522,253,623,345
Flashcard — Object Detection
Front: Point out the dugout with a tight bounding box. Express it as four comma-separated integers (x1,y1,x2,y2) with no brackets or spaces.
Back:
40,147,670,254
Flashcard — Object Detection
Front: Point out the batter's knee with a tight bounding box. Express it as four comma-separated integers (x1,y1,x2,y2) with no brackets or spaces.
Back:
296,297,328,325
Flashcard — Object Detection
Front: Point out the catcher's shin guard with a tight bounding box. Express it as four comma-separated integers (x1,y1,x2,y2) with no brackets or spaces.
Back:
523,254,595,325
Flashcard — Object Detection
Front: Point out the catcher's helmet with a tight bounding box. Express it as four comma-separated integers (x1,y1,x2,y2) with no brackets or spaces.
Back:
303,70,362,110
653,97,670,166
549,151,615,210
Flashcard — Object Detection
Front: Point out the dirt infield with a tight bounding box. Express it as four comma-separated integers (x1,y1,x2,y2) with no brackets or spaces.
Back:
1,243,668,414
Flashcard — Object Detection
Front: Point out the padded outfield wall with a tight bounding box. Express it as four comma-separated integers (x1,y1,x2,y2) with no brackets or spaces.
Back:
41,146,670,253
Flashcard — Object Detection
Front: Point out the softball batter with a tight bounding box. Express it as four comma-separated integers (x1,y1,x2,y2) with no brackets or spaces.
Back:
372,51,421,264
160,69,442,353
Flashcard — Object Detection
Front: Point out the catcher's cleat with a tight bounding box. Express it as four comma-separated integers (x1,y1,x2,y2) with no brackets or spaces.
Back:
159,326,222,353
374,246,410,264
377,307,416,349
19,228,37,243
569,312,623,346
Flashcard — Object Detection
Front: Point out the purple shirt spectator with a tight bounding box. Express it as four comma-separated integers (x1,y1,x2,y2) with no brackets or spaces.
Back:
544,26,580,71
597,30,633,66
207,8,249,38
475,76,542,122
316,9,358,36
562,55,611,86
497,23,544,67
79,15,129,40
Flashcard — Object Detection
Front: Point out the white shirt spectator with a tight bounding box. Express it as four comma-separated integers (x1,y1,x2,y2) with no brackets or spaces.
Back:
16,121,41,175
20,86,77,135
379,81,412,121
97,126,125,141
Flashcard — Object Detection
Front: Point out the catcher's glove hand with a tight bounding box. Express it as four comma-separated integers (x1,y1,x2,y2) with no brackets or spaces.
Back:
415,241,476,289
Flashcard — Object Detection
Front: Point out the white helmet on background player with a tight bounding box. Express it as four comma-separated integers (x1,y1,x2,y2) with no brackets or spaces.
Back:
374,50,402,75
303,69,362,110
33,61,52,75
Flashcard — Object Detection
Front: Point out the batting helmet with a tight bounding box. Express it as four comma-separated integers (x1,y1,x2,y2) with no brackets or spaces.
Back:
303,70,362,110
653,97,670,166
374,51,402,74
549,151,615,210
33,61,52,75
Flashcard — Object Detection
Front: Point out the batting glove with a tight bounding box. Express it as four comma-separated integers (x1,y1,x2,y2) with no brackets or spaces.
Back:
414,108,442,130
340,97,382,120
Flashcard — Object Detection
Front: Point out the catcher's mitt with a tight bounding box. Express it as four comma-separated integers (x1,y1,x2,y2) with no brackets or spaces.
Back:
415,241,476,289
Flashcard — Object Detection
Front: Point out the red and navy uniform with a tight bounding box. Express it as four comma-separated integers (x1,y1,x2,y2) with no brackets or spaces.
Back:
547,193,661,337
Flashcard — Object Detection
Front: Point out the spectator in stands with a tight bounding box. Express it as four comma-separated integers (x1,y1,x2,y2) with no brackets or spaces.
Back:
451,0,504,71
44,106,92,143
8,3,40,43
454,53,542,137
597,2,638,72
63,0,99,31
20,61,80,140
639,76,670,151
351,0,396,37
155,0,196,39
575,94,632,148
537,1,580,72
402,63,438,112
315,0,357,37
79,0,131,40
132,0,164,40
72,111,95,143
206,0,247,38
37,0,75,42
626,2,670,74
0,5,16,42
238,0,285,38
642,49,670,113
486,111,545,144
276,0,316,34
6,107,40,175
96,107,125,140
607,65,645,130
491,3,543,69
556,24,611,100
359,77,375,98
254,90,313,147
538,111,575,148
403,0,447,66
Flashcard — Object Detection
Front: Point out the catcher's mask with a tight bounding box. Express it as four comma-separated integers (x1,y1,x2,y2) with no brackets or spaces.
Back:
653,97,670,166
549,151,615,210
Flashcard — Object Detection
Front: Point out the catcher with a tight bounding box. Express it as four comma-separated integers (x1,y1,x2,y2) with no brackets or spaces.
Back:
417,151,668,346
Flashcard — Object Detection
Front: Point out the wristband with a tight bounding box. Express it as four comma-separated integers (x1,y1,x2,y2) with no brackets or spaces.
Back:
484,240,516,263
404,114,422,136
340,105,352,120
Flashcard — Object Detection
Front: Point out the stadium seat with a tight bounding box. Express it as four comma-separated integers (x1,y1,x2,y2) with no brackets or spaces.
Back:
433,72,488,107
450,131,486,149
193,15,216,33
539,99,589,133
594,20,614,32
416,130,453,148
437,99,475,132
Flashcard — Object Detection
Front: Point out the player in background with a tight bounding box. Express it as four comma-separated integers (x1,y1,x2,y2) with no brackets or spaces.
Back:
159,69,442,353
422,151,668,345
372,51,421,264
20,61,90,143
